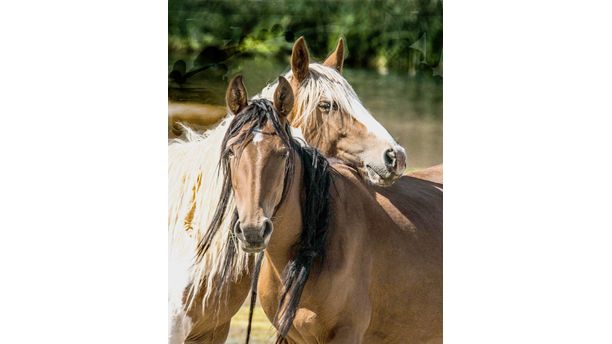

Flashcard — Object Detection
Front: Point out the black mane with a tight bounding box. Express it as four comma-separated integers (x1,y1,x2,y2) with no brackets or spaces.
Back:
195,98,333,343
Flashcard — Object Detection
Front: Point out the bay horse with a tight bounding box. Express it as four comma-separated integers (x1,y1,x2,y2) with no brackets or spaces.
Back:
169,37,407,343
205,78,443,343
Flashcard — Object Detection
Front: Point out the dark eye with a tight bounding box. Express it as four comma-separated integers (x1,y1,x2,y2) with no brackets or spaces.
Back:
226,147,235,157
318,101,331,112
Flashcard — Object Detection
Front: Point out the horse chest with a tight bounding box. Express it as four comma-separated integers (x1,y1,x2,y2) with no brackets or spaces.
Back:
258,285,332,343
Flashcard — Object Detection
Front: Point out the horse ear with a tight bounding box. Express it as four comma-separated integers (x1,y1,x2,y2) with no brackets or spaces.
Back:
226,75,248,115
323,37,345,74
273,76,294,119
291,36,310,83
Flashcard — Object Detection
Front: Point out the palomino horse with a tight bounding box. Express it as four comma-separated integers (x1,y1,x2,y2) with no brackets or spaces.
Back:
168,37,407,343
204,79,443,343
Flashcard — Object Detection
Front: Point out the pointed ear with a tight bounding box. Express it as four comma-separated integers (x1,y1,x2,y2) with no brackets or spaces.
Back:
323,37,345,74
226,75,248,115
291,36,310,83
273,76,294,119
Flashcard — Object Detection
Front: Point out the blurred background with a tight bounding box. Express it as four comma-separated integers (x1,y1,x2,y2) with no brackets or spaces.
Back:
169,0,442,169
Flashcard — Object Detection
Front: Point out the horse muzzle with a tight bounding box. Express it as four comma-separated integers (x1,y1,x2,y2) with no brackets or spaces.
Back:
365,145,407,186
234,219,273,253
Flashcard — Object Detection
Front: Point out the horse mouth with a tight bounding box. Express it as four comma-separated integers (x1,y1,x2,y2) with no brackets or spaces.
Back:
240,242,266,253
365,165,397,187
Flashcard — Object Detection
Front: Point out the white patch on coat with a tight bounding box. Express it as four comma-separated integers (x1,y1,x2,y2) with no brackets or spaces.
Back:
290,126,306,144
168,118,249,313
253,132,264,143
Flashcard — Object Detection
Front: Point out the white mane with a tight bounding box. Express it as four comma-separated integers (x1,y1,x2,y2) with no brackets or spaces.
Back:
168,63,394,324
168,119,249,313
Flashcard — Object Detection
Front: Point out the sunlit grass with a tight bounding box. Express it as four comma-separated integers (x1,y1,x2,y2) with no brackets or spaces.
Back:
226,299,277,344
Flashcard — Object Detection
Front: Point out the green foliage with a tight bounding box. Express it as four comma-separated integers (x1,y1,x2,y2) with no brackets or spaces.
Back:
168,0,442,73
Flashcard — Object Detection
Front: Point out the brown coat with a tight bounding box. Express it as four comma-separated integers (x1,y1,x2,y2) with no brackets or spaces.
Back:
256,160,442,343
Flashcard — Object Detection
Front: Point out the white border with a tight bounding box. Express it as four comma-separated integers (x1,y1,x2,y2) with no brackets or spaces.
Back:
445,1,612,342
1,1,167,343
1,1,611,343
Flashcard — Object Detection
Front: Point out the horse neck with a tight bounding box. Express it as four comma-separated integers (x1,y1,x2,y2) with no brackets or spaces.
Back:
263,154,304,277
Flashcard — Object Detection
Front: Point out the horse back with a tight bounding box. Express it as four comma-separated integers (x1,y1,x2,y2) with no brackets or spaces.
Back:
406,164,443,186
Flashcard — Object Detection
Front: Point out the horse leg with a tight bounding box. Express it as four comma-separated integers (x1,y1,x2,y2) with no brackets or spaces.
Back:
184,273,252,344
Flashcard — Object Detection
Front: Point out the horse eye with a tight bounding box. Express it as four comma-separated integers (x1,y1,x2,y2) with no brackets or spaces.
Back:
318,101,331,112
226,148,235,157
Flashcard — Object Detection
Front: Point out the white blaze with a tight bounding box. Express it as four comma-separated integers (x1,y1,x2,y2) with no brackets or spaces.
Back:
253,132,264,143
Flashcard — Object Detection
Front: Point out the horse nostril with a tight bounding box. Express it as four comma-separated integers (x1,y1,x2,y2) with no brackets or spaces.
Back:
234,221,243,238
394,147,407,173
261,220,273,239
384,148,397,169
